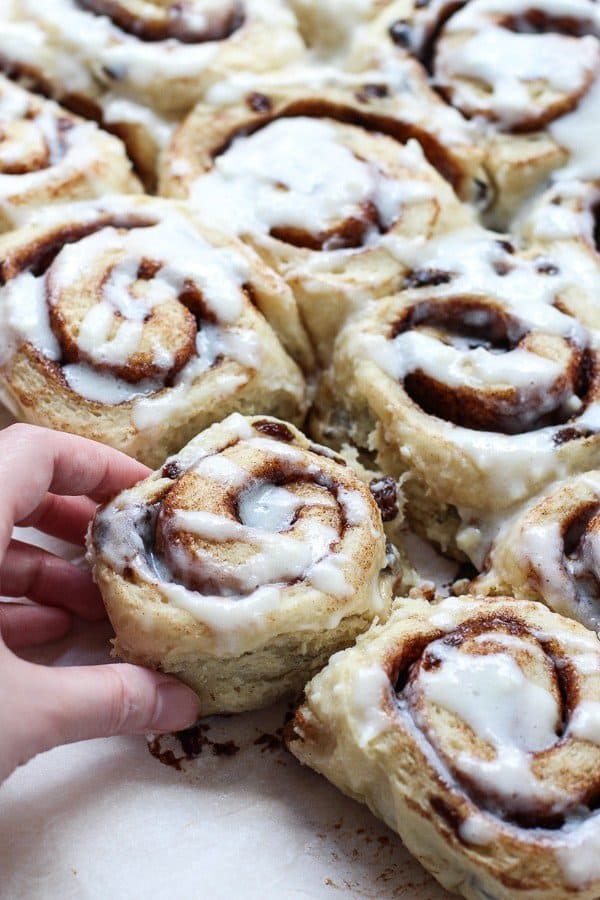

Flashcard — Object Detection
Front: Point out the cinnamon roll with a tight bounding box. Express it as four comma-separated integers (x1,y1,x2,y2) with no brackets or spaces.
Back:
0,74,141,231
288,595,600,900
0,195,310,467
311,227,600,563
87,413,395,714
475,471,600,630
160,88,472,361
0,1,305,117
434,0,600,131
374,0,600,226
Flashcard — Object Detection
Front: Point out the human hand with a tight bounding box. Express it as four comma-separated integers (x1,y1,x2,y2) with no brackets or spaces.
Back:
0,424,201,785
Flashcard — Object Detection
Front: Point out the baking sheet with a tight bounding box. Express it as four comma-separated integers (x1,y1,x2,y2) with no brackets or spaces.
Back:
0,409,450,899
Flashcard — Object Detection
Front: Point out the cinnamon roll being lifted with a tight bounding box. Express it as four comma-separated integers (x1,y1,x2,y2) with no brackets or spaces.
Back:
475,471,600,631
0,74,141,230
288,595,600,900
87,414,395,714
0,196,310,467
160,88,472,361
311,227,600,563
373,0,600,226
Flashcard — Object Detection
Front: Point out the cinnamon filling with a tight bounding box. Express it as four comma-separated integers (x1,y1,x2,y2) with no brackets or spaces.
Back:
562,502,600,603
0,215,154,282
392,299,589,434
393,619,600,831
0,115,59,175
153,453,350,597
500,9,599,39
2,215,228,387
76,0,245,43
270,201,382,252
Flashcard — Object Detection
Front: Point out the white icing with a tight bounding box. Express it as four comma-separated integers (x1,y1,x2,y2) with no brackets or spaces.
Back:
0,273,60,365
458,813,497,847
376,331,565,393
157,581,284,653
48,220,248,337
131,371,249,431
189,117,413,242
438,29,598,127
336,486,371,528
238,483,311,533
521,181,600,245
573,654,600,675
556,813,600,888
192,454,250,489
350,664,393,748
569,701,600,745
506,472,600,629
415,637,562,807
550,74,600,182
62,363,161,404
168,497,349,597
428,598,473,632
382,227,591,342
361,228,600,514
99,94,175,149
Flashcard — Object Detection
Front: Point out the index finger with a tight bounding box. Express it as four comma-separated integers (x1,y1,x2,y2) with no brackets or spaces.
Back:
0,425,151,558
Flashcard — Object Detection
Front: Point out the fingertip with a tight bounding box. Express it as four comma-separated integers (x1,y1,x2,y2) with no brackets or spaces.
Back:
149,679,202,733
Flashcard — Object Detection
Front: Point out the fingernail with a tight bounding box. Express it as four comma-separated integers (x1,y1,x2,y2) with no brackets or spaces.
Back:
150,681,201,732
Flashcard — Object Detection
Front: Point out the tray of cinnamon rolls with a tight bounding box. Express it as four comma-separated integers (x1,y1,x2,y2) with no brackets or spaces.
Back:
1,0,600,897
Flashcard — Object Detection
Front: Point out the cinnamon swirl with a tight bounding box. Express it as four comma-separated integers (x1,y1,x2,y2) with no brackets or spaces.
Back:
160,90,472,361
311,227,600,563
288,595,600,900
374,0,600,226
87,413,395,714
475,471,600,630
0,196,309,467
0,1,305,117
0,74,141,230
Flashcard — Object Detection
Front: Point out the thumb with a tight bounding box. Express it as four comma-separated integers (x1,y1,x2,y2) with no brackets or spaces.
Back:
29,661,201,751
